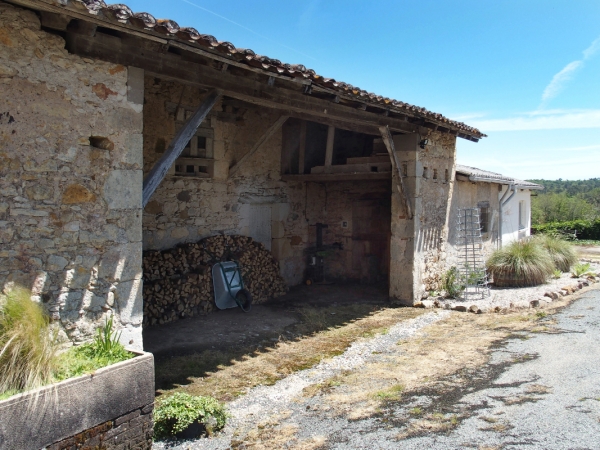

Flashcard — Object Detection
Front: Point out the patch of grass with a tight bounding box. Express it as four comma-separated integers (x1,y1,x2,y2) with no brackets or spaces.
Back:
157,306,425,402
481,416,498,423
552,269,562,279
375,384,404,400
534,235,578,272
153,392,227,440
409,406,424,416
536,311,548,319
572,262,594,278
0,287,59,396
487,239,554,287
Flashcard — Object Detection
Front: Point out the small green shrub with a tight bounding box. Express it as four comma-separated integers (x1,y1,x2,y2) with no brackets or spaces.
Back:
154,392,227,440
0,287,59,395
571,262,594,278
552,269,562,279
534,235,577,272
487,239,554,287
54,316,132,382
442,266,465,298
532,219,600,241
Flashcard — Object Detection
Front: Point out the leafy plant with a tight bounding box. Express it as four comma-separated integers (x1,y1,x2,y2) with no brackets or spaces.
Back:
534,235,578,272
154,392,227,440
0,287,59,395
571,262,594,278
442,266,465,298
552,269,562,279
487,239,554,287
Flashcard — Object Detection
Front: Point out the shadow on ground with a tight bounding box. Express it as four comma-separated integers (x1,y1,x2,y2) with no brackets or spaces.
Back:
143,282,393,392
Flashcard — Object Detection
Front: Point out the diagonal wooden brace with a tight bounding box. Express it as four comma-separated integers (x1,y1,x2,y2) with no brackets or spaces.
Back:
379,125,413,219
142,89,222,207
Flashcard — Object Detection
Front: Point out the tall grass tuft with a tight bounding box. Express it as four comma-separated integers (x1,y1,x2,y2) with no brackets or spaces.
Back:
533,234,577,273
487,239,554,287
0,287,58,395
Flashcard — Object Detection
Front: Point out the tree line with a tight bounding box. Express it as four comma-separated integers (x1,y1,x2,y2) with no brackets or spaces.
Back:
528,178,600,225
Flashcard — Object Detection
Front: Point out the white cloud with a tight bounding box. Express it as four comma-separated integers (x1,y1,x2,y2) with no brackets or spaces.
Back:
540,61,583,104
469,109,600,131
539,34,600,107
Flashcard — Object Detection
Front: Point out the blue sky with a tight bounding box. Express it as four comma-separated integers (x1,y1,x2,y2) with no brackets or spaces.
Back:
124,0,600,181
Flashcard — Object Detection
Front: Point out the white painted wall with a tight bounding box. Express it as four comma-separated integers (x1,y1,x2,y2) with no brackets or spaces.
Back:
499,187,532,245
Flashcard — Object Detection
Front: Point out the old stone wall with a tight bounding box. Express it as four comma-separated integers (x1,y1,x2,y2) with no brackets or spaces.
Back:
389,131,456,303
46,404,153,450
305,180,391,281
142,78,307,286
0,3,144,348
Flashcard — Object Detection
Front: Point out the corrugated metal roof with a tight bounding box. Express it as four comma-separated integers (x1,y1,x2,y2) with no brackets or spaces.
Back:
455,164,543,190
36,0,486,139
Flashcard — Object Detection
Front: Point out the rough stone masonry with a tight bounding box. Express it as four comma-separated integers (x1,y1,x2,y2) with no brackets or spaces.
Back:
0,2,144,348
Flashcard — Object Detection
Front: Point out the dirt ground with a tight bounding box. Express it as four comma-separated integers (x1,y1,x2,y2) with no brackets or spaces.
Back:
143,282,390,360
578,244,600,261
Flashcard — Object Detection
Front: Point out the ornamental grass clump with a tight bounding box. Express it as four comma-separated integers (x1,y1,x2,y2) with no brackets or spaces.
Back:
0,287,59,396
154,392,227,440
487,239,554,287
533,235,577,273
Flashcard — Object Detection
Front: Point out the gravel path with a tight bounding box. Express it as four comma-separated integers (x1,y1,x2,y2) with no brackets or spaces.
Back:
324,285,600,449
154,311,450,449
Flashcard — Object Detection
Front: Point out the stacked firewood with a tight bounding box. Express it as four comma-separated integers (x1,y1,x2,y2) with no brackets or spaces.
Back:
142,235,288,327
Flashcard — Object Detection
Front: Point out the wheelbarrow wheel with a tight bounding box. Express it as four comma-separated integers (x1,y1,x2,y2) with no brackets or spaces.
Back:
235,288,252,312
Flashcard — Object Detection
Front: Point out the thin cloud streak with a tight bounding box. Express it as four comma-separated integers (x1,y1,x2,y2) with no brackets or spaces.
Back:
179,0,316,61
470,109,600,131
539,34,600,107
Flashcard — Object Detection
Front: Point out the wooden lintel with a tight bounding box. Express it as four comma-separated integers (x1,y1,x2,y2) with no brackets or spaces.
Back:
281,172,391,182
229,115,289,177
143,89,222,206
379,125,413,219
39,11,71,30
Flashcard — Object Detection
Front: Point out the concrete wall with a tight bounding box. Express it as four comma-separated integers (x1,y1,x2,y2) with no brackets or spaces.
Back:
0,3,144,348
447,179,501,266
142,79,307,285
389,131,457,303
501,187,532,245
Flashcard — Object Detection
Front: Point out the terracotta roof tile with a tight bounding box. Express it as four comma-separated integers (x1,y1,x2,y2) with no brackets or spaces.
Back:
71,0,485,138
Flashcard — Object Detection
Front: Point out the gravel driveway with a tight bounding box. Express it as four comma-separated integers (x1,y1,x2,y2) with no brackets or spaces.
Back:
155,284,600,449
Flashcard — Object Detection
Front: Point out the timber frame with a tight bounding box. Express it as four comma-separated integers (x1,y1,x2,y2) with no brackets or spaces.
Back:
6,0,484,143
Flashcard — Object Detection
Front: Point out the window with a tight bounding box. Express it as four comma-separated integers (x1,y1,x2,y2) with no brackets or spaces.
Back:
171,107,215,178
519,200,527,230
478,201,490,233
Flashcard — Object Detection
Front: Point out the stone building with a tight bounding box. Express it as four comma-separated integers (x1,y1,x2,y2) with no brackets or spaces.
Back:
447,164,543,267
0,0,485,348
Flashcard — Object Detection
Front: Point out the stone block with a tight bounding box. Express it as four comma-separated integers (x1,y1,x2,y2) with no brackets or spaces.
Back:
103,170,142,210
122,133,143,167
271,220,285,239
115,278,143,326
47,254,69,271
98,243,142,282
271,202,290,222
126,66,144,106
271,237,293,261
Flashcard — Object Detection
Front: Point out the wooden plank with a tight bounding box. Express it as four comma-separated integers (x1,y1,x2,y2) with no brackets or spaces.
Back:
298,120,307,174
281,172,391,182
142,89,221,207
229,115,289,177
379,125,413,219
324,125,335,173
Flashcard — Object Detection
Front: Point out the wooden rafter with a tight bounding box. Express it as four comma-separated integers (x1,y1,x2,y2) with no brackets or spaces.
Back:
142,89,222,207
379,125,413,219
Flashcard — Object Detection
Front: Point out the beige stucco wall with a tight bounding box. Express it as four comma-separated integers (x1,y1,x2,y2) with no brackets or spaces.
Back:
0,3,144,348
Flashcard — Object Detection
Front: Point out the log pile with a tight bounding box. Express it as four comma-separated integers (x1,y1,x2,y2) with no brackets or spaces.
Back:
142,235,288,327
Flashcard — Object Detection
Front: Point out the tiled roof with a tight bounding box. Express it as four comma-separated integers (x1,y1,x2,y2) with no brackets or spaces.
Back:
456,165,543,190
48,0,486,139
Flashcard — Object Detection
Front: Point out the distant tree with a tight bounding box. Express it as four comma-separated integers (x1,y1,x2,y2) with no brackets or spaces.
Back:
531,192,599,224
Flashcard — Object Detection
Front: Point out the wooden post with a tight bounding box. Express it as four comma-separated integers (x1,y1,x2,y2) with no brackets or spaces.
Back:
229,115,289,177
379,125,413,219
324,125,335,173
298,120,307,174
142,89,221,207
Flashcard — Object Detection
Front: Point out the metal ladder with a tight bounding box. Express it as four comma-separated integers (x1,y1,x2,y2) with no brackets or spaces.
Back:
457,208,490,300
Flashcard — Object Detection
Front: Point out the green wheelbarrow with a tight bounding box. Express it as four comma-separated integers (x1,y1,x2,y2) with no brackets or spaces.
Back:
212,261,252,312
